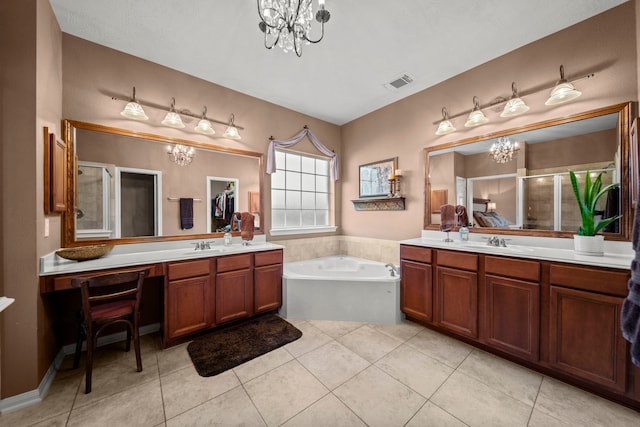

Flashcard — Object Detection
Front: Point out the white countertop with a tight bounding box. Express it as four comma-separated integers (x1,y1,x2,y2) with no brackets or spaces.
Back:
40,235,284,276
400,231,634,270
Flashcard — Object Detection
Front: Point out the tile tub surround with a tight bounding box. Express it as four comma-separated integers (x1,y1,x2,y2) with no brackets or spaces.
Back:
277,235,401,265
2,320,639,426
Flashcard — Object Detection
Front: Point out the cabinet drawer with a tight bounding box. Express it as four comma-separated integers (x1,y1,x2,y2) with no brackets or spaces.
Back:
549,264,629,297
400,245,431,264
49,263,162,292
436,250,478,271
485,256,540,282
168,259,210,281
217,253,252,273
255,250,283,267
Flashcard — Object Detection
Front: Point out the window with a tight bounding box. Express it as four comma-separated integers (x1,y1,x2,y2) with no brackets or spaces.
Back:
270,150,336,235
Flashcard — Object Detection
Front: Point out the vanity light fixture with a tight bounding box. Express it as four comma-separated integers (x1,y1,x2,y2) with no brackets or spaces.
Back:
161,98,185,128
167,144,194,166
545,65,582,106
500,82,530,117
194,106,216,135
464,96,489,127
120,86,148,121
223,114,242,140
489,136,519,164
435,107,456,135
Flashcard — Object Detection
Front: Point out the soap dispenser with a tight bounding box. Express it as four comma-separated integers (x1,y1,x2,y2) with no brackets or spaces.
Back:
224,232,232,246
459,226,469,241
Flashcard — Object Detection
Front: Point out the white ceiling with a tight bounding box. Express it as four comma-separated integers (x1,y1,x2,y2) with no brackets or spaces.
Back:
49,0,627,125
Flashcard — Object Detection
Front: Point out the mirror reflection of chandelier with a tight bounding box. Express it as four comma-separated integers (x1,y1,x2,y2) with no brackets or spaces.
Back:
489,137,519,164
257,0,331,57
167,144,194,167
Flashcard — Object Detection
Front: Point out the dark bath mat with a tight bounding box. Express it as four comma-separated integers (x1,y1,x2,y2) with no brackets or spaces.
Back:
187,313,302,377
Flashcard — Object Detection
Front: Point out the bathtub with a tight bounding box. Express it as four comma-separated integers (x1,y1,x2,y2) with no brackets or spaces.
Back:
280,256,402,324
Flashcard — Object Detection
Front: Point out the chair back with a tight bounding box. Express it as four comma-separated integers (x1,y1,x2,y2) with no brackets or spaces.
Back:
71,268,149,324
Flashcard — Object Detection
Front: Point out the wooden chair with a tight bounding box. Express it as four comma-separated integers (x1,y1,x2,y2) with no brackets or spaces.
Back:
71,268,149,393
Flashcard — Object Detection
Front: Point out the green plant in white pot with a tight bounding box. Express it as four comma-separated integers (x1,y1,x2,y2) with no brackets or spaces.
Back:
569,169,621,255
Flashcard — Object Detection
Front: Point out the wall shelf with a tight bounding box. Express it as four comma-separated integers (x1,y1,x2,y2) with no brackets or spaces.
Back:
351,197,405,211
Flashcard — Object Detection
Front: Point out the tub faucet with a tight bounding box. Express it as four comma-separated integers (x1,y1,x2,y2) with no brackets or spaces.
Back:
385,263,399,277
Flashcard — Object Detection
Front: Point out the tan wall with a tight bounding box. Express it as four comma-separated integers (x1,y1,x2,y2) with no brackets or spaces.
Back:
0,0,63,399
61,35,343,242
341,1,638,240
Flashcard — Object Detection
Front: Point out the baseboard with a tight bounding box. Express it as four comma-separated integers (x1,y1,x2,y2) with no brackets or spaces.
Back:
0,323,161,414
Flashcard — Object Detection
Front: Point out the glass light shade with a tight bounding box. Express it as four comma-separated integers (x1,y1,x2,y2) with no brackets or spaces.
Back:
161,111,185,128
545,82,582,106
500,97,530,117
435,119,456,135
120,101,149,120
487,202,496,211
223,125,241,140
464,110,489,127
194,119,215,135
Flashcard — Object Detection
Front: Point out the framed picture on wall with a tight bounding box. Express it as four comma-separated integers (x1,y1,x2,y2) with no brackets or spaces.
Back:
359,157,397,198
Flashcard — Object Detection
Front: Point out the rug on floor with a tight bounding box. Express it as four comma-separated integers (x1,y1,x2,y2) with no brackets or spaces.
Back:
187,313,302,377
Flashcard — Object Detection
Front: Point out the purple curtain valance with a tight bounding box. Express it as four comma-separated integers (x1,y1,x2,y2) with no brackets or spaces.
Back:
266,127,339,181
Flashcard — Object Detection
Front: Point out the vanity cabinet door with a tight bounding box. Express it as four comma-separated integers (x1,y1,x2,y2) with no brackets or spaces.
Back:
216,268,254,324
548,285,627,393
400,260,433,322
435,266,478,338
484,275,540,362
254,250,283,314
166,259,214,340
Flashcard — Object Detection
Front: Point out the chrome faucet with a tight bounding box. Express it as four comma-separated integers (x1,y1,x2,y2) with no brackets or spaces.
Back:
486,236,508,247
385,263,400,277
194,241,213,250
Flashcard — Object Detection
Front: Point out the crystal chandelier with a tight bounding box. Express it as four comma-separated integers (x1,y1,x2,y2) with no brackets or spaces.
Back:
167,144,194,167
489,137,519,164
257,0,331,57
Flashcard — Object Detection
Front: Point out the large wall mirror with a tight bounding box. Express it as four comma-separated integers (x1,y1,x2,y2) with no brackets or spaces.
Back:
424,102,636,241
63,120,264,247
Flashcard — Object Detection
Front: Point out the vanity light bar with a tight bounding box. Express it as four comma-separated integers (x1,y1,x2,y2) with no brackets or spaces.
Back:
433,66,595,132
111,88,245,131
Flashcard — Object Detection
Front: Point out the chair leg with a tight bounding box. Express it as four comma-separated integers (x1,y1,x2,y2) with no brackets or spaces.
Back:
133,324,142,372
72,326,84,370
84,333,95,394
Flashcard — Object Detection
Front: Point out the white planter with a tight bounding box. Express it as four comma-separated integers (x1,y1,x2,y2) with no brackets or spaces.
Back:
573,235,604,256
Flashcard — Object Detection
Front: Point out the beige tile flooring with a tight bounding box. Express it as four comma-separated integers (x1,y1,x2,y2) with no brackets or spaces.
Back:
3,318,640,426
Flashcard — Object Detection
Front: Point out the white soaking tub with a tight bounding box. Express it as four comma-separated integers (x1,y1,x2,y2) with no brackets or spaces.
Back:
280,256,402,324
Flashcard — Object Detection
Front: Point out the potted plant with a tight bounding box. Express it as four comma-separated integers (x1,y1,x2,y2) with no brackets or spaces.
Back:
569,169,621,255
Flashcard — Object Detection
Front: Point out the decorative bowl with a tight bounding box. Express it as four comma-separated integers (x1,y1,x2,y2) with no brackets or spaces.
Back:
55,244,114,261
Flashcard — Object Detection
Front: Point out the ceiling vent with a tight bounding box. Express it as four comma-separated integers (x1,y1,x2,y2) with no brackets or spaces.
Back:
384,73,415,91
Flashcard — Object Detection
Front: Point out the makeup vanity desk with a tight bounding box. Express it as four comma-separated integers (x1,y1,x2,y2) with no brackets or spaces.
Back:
40,238,284,347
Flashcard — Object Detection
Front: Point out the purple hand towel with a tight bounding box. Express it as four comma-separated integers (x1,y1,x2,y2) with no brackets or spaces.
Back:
180,198,194,230
440,204,456,232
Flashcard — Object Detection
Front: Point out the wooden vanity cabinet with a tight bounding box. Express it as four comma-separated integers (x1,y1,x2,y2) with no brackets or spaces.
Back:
435,250,479,338
166,258,215,340
254,250,283,314
483,256,540,362
547,264,630,393
215,253,254,324
400,246,433,322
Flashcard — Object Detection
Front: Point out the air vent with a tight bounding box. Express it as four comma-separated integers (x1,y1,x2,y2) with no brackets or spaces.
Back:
384,73,414,91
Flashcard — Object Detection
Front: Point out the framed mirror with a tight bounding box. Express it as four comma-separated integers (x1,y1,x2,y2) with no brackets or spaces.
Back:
63,120,264,247
424,102,636,241
359,157,397,198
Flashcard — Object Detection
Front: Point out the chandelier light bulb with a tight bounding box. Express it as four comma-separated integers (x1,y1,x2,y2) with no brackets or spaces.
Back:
167,144,194,166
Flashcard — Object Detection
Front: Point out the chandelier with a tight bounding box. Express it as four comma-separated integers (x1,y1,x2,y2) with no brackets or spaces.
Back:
257,0,331,57
167,144,194,167
489,137,519,164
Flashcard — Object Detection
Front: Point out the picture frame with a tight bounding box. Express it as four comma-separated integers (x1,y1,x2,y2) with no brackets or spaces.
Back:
359,157,397,198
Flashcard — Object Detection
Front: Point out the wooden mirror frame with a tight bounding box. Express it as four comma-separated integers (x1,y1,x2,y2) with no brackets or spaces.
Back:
62,120,265,247
423,102,636,241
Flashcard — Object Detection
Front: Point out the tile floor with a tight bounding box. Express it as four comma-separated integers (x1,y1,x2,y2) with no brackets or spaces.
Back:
2,318,640,426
